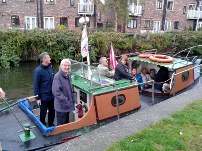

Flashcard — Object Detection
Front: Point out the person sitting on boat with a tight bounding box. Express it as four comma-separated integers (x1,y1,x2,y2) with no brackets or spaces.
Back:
0,88,5,100
52,59,75,126
97,57,114,78
149,68,156,81
114,55,134,81
140,67,152,89
34,52,55,127
155,65,169,91
131,68,143,90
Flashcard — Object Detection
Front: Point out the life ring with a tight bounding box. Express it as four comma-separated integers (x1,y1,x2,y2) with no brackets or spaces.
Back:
138,53,153,58
149,54,174,63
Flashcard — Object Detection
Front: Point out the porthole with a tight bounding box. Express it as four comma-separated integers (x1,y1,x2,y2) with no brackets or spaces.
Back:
111,94,126,107
181,71,189,82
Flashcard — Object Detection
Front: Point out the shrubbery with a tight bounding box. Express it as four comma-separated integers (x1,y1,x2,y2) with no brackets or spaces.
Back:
0,29,202,68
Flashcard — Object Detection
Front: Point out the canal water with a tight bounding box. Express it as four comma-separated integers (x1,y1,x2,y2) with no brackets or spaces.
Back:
0,62,60,101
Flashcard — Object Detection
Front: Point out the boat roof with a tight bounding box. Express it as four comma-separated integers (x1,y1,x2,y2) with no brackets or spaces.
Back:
129,56,193,70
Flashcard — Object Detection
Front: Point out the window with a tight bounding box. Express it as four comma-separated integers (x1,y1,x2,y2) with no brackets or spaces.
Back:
25,17,36,29
153,21,160,32
145,20,150,28
44,17,54,29
174,21,179,29
60,17,68,27
188,4,195,10
75,18,79,27
127,19,137,28
164,20,171,31
46,0,54,2
167,1,173,10
181,71,189,82
11,15,20,26
106,21,112,28
2,0,7,3
183,6,186,14
70,0,74,6
111,95,126,107
156,0,163,9
26,0,34,2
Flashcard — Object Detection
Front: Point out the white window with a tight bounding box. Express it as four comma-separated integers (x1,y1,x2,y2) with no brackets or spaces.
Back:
164,20,171,31
153,21,160,32
156,0,163,9
2,0,7,3
25,17,36,29
44,17,54,29
198,21,202,28
127,19,137,28
167,1,173,10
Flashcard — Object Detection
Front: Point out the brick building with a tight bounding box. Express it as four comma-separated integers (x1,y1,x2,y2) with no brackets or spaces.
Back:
0,0,202,35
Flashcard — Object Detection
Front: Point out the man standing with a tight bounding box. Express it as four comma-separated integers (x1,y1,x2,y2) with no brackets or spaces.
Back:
98,57,114,78
52,59,75,126
34,52,55,127
0,88,5,100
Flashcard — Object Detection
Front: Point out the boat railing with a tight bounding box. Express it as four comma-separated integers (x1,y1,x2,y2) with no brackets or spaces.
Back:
141,49,157,54
173,45,202,59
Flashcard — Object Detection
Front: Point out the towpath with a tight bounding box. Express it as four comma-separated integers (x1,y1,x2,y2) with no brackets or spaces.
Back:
49,78,202,151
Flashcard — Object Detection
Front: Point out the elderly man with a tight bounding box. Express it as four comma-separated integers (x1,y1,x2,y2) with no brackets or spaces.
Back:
33,52,55,127
0,88,5,100
97,57,114,78
52,59,75,126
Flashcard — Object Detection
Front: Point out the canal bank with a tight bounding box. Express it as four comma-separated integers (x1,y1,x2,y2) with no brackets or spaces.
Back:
49,84,202,151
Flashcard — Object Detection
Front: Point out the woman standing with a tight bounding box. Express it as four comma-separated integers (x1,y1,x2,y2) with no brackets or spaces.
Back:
114,55,134,81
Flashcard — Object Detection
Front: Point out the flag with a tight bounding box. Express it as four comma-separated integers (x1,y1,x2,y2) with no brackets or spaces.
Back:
81,25,88,58
110,43,117,70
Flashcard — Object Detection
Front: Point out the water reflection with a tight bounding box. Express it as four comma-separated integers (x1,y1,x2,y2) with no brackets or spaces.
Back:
0,62,59,100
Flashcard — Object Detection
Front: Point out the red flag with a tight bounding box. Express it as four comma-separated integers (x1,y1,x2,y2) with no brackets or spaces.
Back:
110,43,117,70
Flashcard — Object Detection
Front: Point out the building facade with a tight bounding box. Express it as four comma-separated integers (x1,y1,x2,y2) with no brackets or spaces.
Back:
0,0,202,35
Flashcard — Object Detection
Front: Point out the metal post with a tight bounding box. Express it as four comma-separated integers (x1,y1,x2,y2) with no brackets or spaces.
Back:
115,89,120,120
151,80,155,105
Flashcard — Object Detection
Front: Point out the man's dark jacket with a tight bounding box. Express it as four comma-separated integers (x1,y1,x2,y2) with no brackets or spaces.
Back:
34,64,54,101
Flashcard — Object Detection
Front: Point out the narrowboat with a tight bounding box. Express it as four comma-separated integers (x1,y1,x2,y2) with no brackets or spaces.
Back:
0,59,141,150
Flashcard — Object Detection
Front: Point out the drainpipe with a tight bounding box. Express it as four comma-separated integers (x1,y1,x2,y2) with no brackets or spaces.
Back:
94,3,97,30
161,0,167,31
36,0,39,28
40,0,44,29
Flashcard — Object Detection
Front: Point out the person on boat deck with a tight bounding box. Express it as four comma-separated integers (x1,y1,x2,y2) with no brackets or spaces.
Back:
0,88,5,100
149,68,156,81
52,59,75,126
97,57,114,78
140,67,152,89
155,65,169,91
131,68,144,90
33,52,55,127
114,55,134,81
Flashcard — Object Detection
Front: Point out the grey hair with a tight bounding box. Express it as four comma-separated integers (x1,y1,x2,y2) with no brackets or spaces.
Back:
99,57,107,64
39,52,49,62
60,59,71,67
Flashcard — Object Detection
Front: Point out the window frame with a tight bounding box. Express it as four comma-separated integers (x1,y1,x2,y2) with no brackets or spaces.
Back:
2,0,7,3
127,18,137,29
60,17,68,27
156,0,163,10
145,20,150,28
167,1,173,10
11,15,20,26
164,20,171,31
70,0,74,6
25,16,37,29
174,21,179,29
153,21,160,32
44,17,55,29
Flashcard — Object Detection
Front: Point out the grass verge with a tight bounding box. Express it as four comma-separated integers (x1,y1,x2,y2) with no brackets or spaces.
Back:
106,100,202,151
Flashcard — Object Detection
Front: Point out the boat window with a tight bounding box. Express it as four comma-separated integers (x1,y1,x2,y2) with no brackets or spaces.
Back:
181,71,189,82
111,94,126,107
